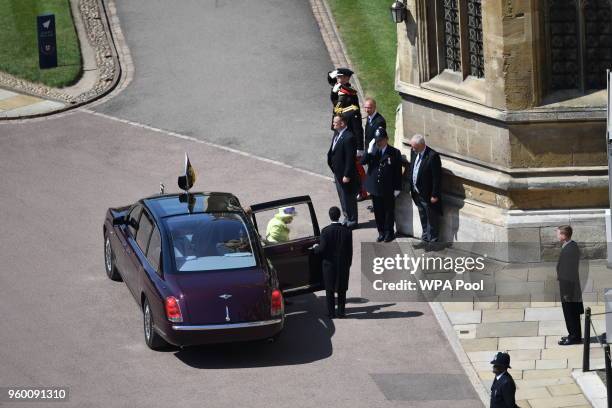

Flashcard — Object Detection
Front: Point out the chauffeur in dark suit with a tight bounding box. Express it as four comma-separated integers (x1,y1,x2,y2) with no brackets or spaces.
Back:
313,206,353,318
361,127,402,242
327,115,359,228
490,352,519,408
408,134,442,242
556,225,584,345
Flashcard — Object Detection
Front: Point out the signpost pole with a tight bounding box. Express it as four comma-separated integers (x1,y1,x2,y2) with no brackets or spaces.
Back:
37,14,57,69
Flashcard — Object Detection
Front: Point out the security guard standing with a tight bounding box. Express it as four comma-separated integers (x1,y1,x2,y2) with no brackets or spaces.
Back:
361,127,402,242
328,68,367,200
490,352,519,408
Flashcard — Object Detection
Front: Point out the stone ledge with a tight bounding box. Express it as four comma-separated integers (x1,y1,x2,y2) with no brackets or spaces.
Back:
439,155,609,192
395,80,607,124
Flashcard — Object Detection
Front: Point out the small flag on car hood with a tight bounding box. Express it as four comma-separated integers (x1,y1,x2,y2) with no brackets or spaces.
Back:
178,153,197,191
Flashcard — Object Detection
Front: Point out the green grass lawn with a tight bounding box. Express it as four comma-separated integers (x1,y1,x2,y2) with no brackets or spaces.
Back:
0,0,82,88
327,0,401,143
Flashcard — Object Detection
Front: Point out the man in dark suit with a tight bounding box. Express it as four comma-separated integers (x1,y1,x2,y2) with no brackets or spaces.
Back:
313,206,353,318
490,352,518,408
328,68,367,202
328,115,359,228
556,225,584,345
364,98,387,149
361,98,387,205
361,127,402,242
408,134,442,242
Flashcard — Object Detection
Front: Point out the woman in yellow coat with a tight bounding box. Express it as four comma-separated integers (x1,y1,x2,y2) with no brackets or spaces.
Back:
265,207,296,243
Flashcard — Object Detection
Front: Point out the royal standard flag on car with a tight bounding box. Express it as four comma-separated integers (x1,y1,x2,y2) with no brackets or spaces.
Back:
178,153,197,191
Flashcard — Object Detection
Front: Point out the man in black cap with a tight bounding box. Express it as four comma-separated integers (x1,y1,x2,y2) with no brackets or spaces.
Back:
490,352,518,408
361,127,402,242
313,206,353,318
328,68,367,201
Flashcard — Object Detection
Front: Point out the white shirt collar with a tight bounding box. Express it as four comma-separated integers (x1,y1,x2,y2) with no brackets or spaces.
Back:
337,127,347,137
368,112,377,121
562,239,574,248
496,372,506,381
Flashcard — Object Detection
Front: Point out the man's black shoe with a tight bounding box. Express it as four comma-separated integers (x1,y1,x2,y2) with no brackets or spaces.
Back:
376,234,385,242
337,313,346,319
384,233,395,243
327,313,336,319
558,337,582,345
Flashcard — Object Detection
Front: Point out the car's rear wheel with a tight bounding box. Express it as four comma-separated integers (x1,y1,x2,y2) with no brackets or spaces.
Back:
143,299,169,350
104,233,121,281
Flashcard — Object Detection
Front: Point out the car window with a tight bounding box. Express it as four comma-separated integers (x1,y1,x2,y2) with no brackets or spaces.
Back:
136,212,154,253
127,205,142,237
165,212,256,273
252,202,315,245
146,226,162,274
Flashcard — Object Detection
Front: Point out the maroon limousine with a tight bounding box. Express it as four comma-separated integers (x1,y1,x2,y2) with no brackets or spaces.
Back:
103,192,323,350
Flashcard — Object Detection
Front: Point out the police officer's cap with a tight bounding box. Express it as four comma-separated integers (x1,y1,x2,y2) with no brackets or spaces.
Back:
374,127,388,141
336,68,354,77
490,352,511,368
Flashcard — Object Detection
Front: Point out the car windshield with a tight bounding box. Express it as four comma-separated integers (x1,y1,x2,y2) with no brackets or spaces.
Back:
165,212,256,273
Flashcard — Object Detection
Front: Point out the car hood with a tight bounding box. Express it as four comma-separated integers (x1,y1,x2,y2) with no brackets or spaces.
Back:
170,267,272,325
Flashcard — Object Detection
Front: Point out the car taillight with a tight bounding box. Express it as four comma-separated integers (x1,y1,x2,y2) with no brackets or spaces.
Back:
165,296,183,322
271,289,284,317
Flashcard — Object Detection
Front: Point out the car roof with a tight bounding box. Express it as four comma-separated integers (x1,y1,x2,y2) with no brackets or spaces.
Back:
143,192,242,218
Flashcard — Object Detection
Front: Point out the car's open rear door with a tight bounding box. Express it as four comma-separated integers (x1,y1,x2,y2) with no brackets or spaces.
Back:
249,196,323,296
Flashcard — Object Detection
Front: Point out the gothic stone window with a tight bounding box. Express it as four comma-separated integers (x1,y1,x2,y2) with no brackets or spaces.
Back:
547,0,612,92
466,0,484,77
430,0,484,79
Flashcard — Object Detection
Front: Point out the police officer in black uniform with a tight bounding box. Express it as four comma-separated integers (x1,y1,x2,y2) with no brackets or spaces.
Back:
490,352,519,408
361,127,402,242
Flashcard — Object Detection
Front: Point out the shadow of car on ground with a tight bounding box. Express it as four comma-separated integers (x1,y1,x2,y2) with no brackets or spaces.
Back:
173,294,424,368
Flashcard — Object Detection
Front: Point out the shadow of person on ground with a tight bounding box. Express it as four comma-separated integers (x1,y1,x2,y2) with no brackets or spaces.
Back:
315,296,424,320
174,292,334,369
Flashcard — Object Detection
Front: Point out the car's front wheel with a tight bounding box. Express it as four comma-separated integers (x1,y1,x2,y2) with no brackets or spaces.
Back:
143,299,169,350
104,233,121,281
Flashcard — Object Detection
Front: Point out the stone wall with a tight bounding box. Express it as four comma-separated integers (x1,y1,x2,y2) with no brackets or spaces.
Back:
394,0,610,258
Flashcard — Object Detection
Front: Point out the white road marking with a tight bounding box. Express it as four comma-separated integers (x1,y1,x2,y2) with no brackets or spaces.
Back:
81,108,334,182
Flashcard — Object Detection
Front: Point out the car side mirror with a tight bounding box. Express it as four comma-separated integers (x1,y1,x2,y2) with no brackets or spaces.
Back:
113,215,127,226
